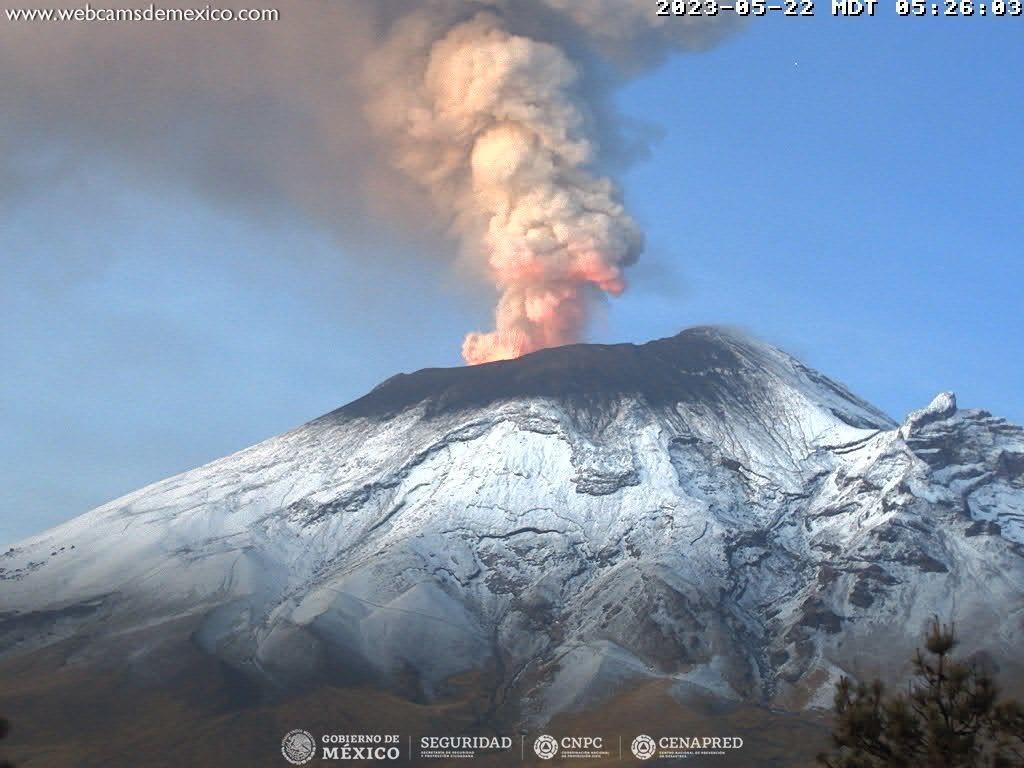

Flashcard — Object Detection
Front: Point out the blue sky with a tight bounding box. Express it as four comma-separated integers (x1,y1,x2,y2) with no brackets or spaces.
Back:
2,12,1021,545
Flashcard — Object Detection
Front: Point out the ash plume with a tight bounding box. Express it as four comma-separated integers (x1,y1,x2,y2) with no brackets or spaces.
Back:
0,0,736,363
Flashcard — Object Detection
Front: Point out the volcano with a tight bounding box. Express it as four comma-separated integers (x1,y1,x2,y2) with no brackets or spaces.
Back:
2,326,1022,767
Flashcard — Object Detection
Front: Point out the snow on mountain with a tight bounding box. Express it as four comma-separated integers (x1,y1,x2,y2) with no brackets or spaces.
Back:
1,326,1022,723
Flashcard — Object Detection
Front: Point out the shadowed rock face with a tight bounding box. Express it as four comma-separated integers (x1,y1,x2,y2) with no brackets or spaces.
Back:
0,325,1021,756
336,326,893,429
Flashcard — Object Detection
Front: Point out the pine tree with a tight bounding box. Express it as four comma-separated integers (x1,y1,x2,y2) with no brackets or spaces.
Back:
818,619,1024,767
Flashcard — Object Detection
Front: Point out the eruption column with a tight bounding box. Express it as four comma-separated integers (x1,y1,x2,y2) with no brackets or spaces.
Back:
365,12,643,364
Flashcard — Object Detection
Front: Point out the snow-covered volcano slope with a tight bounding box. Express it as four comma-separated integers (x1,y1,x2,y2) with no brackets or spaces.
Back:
2,326,1022,721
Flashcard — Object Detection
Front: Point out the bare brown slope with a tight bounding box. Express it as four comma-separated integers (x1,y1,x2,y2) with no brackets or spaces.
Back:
1,641,827,767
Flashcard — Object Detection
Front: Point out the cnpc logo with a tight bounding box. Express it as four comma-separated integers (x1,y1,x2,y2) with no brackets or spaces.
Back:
533,735,559,760
533,734,605,759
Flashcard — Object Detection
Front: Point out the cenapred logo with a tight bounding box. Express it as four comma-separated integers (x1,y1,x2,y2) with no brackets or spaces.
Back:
631,734,744,760
534,734,559,760
281,729,316,765
631,734,657,760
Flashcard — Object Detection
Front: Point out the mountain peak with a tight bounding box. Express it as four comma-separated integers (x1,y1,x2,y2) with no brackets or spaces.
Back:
334,326,893,431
